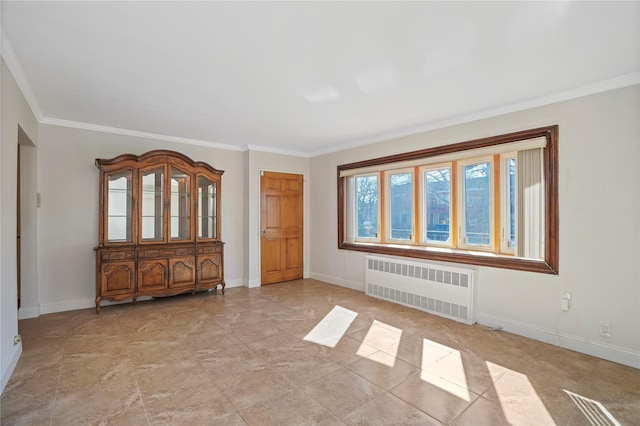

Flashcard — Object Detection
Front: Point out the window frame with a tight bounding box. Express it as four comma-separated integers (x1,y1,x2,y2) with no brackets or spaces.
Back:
337,125,559,275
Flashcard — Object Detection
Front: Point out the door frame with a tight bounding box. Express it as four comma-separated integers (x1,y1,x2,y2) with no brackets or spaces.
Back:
17,127,38,319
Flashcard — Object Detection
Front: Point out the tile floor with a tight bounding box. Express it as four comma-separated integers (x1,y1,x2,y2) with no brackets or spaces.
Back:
2,279,639,425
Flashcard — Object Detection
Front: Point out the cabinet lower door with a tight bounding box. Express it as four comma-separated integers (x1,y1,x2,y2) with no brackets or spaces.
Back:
197,254,222,285
100,261,135,296
138,259,168,291
169,256,196,288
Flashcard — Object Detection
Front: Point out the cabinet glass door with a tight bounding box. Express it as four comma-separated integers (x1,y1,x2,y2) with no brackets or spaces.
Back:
141,166,164,241
170,167,191,240
198,176,217,239
107,170,133,242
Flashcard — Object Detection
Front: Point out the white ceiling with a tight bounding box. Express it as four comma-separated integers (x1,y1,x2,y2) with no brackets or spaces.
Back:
1,1,638,156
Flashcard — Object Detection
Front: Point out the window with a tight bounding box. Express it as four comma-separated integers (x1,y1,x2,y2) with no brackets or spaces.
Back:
387,170,414,242
355,174,380,241
460,158,493,249
501,155,517,254
338,126,559,274
422,165,451,245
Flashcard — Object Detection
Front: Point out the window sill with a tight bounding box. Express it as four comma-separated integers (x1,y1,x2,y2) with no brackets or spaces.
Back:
339,241,558,275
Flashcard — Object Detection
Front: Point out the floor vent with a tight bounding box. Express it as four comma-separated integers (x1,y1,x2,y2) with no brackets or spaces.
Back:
365,255,477,325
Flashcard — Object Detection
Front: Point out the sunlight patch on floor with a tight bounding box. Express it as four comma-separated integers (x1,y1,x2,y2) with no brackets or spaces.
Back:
356,320,402,367
303,305,358,348
492,370,555,425
420,342,471,401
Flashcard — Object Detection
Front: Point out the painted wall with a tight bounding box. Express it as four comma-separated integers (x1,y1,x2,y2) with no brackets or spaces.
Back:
244,149,310,287
35,124,245,314
309,85,640,368
1,59,39,391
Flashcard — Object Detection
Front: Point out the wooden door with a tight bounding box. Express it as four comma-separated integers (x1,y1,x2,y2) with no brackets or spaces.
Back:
260,171,303,285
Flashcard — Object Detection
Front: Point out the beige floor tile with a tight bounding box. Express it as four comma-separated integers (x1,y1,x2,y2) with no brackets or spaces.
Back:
143,374,235,424
343,392,442,426
212,413,249,426
302,368,385,422
230,319,285,344
119,313,172,335
195,339,269,378
67,314,123,337
58,352,136,393
64,334,127,356
134,356,203,399
51,384,142,425
90,404,150,426
347,351,419,390
390,371,480,424
424,349,508,395
216,368,294,410
310,334,378,366
450,396,512,426
238,389,343,426
269,349,342,385
1,369,57,426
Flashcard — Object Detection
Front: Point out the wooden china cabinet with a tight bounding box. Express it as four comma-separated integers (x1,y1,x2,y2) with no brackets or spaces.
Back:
94,150,224,313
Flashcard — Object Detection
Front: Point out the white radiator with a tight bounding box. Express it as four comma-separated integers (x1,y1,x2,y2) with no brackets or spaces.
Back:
365,255,477,325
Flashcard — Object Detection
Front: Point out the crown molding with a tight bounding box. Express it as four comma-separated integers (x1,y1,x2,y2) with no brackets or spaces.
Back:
40,117,245,151
243,144,309,158
308,72,640,158
1,28,44,121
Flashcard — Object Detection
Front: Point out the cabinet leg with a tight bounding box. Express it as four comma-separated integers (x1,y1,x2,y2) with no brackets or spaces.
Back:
95,296,101,314
221,282,225,295
133,297,137,304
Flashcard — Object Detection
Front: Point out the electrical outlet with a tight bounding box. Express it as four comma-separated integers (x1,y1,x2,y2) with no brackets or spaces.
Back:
560,291,571,311
599,321,612,338
13,334,22,345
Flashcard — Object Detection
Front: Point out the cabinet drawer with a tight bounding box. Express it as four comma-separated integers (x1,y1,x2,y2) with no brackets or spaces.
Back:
139,247,195,258
197,245,222,254
100,250,135,261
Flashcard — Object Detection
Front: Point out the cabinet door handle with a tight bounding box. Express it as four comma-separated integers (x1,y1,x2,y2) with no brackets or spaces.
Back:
262,229,266,234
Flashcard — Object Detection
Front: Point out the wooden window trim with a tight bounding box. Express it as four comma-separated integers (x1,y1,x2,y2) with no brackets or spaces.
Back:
337,125,559,275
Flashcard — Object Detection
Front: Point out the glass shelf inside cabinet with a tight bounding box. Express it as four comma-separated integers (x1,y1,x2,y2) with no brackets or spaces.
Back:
170,167,191,241
198,176,217,239
107,171,132,242
141,167,164,241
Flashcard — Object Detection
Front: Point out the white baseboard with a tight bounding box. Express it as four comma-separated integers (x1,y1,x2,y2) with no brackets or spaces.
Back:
244,278,260,288
38,282,243,316
40,298,96,314
40,297,150,314
477,313,640,369
225,279,243,288
309,272,364,292
1,343,22,393
18,305,41,319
